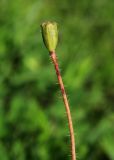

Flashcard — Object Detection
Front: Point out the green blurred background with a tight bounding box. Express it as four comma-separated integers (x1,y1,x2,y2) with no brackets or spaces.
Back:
0,0,114,159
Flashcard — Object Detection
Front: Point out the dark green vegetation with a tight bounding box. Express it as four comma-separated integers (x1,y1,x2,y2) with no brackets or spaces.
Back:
0,0,114,160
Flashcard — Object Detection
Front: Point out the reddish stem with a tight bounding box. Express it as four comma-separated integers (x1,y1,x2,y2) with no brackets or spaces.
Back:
50,51,76,160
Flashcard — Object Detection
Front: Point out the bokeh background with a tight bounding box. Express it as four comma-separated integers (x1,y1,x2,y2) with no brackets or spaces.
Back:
0,0,114,159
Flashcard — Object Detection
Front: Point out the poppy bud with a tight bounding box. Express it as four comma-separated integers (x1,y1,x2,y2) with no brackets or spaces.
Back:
41,21,58,52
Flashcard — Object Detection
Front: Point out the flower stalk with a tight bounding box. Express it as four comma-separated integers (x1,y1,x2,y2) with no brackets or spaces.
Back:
41,21,76,160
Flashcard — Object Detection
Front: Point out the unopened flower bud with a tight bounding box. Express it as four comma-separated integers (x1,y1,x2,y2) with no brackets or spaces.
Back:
41,21,58,52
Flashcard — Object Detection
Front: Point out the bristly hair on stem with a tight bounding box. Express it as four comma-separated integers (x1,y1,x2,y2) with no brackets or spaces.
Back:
41,21,76,160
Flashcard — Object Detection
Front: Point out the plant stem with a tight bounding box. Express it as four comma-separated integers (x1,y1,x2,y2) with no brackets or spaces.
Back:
50,51,76,160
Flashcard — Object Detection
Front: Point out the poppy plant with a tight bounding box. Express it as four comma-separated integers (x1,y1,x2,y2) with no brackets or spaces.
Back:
41,21,76,160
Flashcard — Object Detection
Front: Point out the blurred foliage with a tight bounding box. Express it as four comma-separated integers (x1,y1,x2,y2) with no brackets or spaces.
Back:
0,0,114,159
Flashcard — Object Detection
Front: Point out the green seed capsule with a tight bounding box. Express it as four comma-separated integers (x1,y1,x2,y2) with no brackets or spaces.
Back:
41,21,58,52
